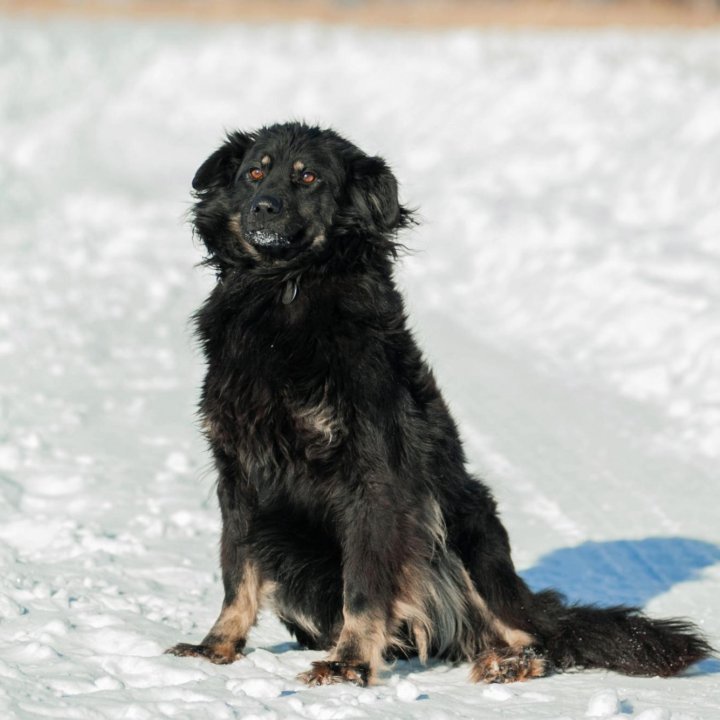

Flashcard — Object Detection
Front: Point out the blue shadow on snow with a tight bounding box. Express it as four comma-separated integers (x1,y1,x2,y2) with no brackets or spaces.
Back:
522,537,720,675
520,536,720,608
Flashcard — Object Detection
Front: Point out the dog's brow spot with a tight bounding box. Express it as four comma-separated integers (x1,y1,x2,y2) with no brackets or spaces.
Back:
293,160,305,172
261,155,272,166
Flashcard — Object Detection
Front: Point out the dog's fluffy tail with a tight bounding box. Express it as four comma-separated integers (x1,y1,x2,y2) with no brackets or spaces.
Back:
530,590,713,677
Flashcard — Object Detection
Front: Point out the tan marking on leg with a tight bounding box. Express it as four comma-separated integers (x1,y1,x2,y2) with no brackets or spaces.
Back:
166,559,264,665
498,625,534,648
211,559,262,639
299,660,370,687
393,596,431,662
455,567,542,683
299,611,388,686
458,567,534,649
470,647,546,683
330,611,388,672
392,567,436,663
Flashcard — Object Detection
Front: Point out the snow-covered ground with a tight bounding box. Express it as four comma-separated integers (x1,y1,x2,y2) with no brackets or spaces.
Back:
1,17,719,720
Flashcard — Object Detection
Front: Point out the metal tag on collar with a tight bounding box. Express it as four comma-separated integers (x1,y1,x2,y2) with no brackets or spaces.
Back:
282,279,298,305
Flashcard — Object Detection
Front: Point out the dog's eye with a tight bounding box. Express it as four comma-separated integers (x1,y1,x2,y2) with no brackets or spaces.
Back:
248,168,265,182
301,171,317,185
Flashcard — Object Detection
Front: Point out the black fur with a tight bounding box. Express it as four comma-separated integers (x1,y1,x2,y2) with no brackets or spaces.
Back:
166,122,713,685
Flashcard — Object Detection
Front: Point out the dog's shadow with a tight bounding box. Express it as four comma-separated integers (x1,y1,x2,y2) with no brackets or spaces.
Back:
520,536,719,607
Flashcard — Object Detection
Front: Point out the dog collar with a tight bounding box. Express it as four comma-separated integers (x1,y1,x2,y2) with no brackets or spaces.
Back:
282,278,299,305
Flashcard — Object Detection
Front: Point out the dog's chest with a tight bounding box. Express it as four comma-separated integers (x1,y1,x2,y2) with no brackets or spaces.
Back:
198,284,369,475
287,383,345,450
202,356,347,471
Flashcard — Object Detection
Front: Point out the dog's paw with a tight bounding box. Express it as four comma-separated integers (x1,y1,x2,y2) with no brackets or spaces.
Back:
165,641,244,665
298,660,371,687
470,647,546,683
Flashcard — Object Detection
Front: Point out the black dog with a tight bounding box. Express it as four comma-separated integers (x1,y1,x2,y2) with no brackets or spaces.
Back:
166,122,711,686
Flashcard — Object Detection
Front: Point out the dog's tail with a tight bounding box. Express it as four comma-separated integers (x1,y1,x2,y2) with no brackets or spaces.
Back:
529,589,713,677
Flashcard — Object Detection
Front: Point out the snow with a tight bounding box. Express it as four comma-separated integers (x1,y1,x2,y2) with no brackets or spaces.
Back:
394,679,421,703
587,689,620,717
1,15,719,720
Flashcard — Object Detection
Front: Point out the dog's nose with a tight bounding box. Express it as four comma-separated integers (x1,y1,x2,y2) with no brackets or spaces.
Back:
250,195,283,215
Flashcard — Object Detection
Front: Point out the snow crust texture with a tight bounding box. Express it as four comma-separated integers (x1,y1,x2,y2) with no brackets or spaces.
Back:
1,18,719,720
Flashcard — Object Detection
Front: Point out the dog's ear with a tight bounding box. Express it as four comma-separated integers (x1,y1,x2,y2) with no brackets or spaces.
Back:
192,131,253,191
347,155,407,234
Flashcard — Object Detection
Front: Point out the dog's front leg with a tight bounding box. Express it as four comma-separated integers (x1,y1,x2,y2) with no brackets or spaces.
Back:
299,480,401,687
167,463,261,664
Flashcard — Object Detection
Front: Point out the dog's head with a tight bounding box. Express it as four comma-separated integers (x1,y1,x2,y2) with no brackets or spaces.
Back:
191,123,412,271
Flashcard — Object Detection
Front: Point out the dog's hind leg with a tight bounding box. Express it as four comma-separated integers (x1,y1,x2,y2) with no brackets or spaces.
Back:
447,481,548,682
166,461,262,664
462,573,548,684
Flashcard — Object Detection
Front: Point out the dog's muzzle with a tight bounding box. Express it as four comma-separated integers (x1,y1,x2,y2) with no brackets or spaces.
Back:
246,229,292,248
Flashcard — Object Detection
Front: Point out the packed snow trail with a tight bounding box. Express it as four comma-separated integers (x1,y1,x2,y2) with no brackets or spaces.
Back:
1,18,719,720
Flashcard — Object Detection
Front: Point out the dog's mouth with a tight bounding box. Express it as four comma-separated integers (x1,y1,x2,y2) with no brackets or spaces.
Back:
246,229,292,248
245,226,319,260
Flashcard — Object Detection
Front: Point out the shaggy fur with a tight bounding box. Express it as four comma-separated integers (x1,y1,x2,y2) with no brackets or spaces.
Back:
166,122,712,685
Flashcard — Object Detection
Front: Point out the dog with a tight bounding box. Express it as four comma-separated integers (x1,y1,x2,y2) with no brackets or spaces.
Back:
166,122,711,686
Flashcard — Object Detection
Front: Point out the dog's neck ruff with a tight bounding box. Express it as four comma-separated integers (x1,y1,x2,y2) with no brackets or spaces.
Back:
215,269,299,305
